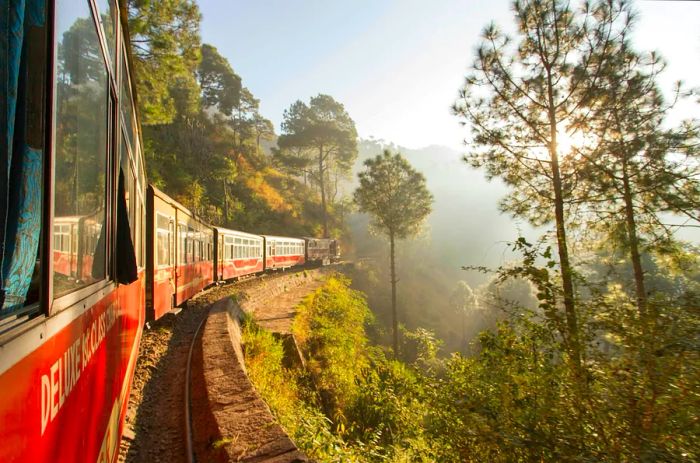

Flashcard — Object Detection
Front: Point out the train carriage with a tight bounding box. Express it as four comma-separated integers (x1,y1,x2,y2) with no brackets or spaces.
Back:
303,237,340,266
214,227,264,281
0,0,146,461
146,186,214,320
262,235,306,270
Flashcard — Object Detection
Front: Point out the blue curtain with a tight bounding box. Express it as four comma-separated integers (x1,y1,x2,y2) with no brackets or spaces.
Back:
1,0,45,314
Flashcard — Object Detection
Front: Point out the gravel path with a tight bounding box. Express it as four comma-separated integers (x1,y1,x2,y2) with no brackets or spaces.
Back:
253,277,326,334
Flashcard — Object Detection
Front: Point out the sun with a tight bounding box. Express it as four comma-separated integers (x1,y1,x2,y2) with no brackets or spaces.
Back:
556,124,587,157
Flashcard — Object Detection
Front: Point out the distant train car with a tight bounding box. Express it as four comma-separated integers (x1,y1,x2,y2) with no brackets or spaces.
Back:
214,227,264,281
146,186,214,321
52,212,103,280
304,237,334,265
0,1,147,460
262,236,306,270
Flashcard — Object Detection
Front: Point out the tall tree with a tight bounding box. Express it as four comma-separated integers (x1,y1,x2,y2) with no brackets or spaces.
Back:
279,94,358,237
128,0,202,124
453,0,631,372
354,150,433,356
252,113,275,152
230,87,258,150
581,42,699,321
198,43,241,116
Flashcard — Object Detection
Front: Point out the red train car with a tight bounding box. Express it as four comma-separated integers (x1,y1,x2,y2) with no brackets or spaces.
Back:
214,227,264,281
0,1,146,461
52,210,106,281
262,235,306,270
146,186,214,321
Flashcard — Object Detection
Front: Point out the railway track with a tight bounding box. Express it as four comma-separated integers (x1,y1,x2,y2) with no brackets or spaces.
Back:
184,308,207,463
119,270,307,462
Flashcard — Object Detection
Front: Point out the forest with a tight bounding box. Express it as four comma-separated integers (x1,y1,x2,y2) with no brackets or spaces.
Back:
127,0,699,461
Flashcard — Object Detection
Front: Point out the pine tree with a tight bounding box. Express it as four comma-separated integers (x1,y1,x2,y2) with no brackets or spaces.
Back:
354,150,433,356
278,95,358,237
453,0,632,371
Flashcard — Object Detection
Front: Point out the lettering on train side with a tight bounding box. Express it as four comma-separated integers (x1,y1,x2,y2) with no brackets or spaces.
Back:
40,303,120,435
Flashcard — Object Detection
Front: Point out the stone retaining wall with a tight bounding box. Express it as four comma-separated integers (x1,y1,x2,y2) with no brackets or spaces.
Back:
200,296,309,463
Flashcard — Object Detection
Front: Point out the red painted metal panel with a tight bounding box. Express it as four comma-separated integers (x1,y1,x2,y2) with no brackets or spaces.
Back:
174,261,213,306
266,254,305,269
0,272,144,463
221,258,263,280
153,266,175,320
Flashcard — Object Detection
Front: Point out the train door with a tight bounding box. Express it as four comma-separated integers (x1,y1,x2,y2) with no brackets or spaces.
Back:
169,219,175,297
175,215,186,306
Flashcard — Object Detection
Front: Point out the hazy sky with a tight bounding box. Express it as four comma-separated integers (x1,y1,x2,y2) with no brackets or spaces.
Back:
198,0,700,150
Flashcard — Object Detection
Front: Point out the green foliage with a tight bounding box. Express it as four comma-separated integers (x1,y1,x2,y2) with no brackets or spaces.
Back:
277,94,359,237
354,150,433,240
354,149,434,355
127,0,202,124
244,276,441,462
293,276,372,416
126,1,334,235
198,43,241,116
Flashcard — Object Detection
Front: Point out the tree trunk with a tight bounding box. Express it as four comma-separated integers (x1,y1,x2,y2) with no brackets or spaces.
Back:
550,149,581,370
621,160,648,317
223,179,228,225
546,71,581,373
621,152,657,454
390,231,399,357
318,144,328,238
461,311,467,353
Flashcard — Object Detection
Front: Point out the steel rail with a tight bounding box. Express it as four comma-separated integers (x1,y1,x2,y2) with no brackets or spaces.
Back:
184,311,207,463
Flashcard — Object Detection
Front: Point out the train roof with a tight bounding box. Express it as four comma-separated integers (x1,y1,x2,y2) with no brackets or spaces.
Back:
261,235,305,243
214,227,263,240
149,184,194,216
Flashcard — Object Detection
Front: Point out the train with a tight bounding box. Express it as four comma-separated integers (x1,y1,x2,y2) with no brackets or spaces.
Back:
146,185,339,321
0,1,338,461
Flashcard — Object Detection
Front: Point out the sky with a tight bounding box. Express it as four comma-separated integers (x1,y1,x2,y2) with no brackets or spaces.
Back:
197,0,700,150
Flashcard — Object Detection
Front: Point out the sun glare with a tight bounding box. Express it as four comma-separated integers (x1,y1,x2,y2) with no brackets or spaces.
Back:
556,125,587,157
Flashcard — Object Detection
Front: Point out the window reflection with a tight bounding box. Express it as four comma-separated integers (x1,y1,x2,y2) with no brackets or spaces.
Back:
53,1,109,298
95,0,117,72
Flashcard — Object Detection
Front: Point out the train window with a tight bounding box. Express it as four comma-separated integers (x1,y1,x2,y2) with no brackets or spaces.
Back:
120,48,135,150
156,214,171,267
140,200,145,267
95,0,117,72
187,228,194,263
52,1,110,299
224,236,233,260
120,135,135,239
178,224,186,264
0,0,49,326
